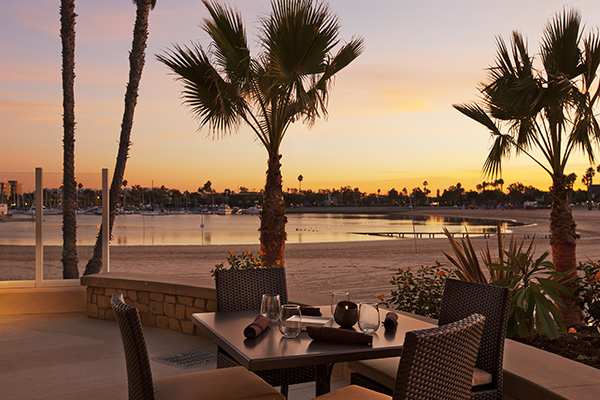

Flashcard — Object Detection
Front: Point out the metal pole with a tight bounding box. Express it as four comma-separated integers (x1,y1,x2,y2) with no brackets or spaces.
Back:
101,168,110,273
409,194,418,253
35,167,43,285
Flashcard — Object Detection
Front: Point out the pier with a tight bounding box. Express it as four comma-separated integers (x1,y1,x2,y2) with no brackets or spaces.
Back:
354,232,553,239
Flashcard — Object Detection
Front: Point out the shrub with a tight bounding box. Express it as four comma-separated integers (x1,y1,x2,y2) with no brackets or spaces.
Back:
211,250,280,276
491,251,571,339
574,259,600,329
378,262,455,319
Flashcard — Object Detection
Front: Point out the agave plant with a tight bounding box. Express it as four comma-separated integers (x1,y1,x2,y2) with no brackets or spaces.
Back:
442,224,530,284
491,251,571,339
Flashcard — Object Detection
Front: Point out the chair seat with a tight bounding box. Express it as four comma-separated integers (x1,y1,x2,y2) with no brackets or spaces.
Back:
154,366,284,400
313,385,391,399
348,357,492,390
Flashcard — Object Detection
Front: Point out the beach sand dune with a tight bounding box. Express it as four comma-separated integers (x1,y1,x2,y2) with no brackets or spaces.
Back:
2,208,599,303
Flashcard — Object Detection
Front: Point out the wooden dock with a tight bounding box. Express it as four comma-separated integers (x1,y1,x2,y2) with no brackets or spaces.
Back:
354,232,552,239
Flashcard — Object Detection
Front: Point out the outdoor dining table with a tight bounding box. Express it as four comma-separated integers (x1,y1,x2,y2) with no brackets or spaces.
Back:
192,306,435,396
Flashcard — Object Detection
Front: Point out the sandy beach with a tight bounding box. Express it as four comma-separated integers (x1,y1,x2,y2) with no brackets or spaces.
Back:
2,208,600,302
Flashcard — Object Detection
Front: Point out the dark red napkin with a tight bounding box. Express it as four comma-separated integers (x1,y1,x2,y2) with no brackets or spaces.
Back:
300,306,322,317
243,315,271,338
383,312,398,332
306,326,372,345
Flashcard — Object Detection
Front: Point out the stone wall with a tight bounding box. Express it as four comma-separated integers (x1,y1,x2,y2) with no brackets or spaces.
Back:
81,272,216,336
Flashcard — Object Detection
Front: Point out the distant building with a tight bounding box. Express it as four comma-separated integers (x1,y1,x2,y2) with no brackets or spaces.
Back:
589,184,600,201
0,180,24,206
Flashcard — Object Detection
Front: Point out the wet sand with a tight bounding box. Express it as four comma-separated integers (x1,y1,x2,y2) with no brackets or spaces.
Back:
2,208,600,302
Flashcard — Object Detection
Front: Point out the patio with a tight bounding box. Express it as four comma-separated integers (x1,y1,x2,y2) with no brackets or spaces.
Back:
2,279,599,399
0,312,348,399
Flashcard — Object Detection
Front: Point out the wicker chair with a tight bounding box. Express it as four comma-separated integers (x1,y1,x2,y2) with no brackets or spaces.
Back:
350,279,511,400
214,268,320,398
110,293,284,400
314,313,486,400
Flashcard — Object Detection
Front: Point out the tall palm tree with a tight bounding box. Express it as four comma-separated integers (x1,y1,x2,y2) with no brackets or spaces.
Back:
84,0,156,275
60,0,78,279
454,9,600,325
157,0,363,266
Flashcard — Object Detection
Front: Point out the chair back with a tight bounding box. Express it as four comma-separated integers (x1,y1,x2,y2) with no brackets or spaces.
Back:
438,279,511,397
215,267,288,312
111,293,155,400
394,314,486,400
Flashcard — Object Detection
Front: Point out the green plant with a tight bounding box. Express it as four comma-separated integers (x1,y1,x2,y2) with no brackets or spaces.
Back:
491,251,571,339
378,262,455,319
442,224,532,284
211,250,280,276
574,259,600,329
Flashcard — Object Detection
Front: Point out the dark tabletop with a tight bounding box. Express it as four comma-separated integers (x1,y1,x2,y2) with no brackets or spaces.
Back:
192,306,434,371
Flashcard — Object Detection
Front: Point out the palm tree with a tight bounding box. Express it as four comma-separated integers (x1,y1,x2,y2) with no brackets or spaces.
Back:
122,179,128,209
84,0,156,275
454,9,600,325
60,0,78,279
298,175,304,192
157,0,363,266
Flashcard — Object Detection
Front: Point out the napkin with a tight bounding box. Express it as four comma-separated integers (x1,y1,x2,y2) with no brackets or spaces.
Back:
306,326,372,345
300,306,322,317
243,315,271,338
383,312,398,332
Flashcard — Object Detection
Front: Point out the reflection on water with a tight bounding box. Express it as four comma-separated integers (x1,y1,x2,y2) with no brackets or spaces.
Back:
0,213,516,246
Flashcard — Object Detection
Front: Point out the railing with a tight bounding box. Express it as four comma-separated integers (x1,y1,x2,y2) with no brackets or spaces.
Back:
0,168,109,288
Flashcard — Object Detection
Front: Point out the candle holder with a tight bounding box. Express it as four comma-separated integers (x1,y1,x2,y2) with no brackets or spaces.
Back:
334,301,358,329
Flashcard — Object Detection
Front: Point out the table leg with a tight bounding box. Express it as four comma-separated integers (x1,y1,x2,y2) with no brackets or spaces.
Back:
315,364,333,396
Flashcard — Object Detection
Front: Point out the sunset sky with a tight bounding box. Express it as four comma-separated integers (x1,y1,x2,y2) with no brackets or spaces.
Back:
2,0,600,193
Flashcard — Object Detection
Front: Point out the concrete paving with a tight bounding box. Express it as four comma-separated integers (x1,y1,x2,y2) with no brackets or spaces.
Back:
0,313,348,399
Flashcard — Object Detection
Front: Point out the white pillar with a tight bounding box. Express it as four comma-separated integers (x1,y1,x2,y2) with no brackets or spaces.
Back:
101,168,110,273
35,167,43,285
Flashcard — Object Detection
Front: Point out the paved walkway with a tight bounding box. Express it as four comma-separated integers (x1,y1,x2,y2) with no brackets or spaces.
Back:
0,313,347,399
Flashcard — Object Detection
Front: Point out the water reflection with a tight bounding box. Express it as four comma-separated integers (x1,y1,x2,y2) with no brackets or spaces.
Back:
0,213,517,246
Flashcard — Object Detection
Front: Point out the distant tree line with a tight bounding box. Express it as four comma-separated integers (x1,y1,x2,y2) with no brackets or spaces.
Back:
13,176,598,212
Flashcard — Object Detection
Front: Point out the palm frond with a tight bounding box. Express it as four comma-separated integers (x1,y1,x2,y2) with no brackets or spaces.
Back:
202,0,251,89
541,8,584,79
583,30,600,89
482,133,514,178
453,103,502,135
156,43,246,135
262,0,338,84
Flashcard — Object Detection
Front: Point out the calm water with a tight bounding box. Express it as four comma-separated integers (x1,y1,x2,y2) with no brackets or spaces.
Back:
0,213,513,246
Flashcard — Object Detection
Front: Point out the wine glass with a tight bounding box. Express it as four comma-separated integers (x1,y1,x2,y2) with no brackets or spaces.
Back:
358,302,380,333
278,304,302,338
331,291,350,314
260,294,281,323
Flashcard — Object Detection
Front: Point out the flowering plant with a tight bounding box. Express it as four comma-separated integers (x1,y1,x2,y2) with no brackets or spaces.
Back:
211,250,280,276
378,262,455,318
574,259,600,329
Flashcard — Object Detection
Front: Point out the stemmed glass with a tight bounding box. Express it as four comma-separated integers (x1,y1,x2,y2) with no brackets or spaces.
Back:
331,291,350,314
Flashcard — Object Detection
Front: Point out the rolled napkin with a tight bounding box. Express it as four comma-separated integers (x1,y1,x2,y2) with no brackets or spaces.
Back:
306,326,372,345
243,315,271,339
300,306,322,317
383,312,398,332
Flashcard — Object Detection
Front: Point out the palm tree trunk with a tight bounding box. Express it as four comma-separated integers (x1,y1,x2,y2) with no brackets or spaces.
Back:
60,0,78,279
84,0,153,275
549,174,582,325
260,154,287,267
